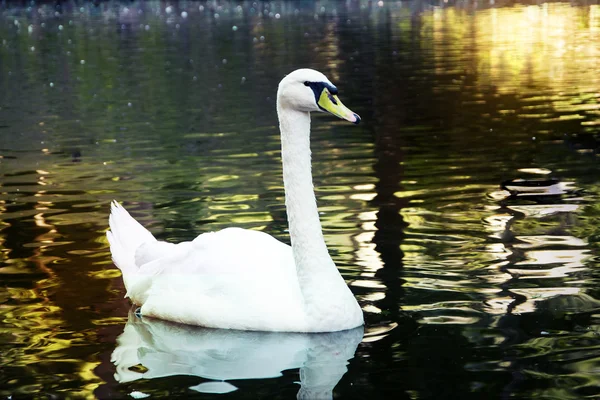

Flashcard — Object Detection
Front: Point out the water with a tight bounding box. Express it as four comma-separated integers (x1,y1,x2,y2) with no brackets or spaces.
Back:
1,0,600,398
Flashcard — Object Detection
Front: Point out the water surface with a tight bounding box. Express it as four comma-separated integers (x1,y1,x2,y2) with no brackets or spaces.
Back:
1,1,600,398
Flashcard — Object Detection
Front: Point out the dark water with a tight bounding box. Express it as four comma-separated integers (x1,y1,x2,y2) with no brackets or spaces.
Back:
1,0,600,398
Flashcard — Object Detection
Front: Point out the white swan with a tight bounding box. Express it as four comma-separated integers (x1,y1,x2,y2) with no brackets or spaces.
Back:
107,69,364,332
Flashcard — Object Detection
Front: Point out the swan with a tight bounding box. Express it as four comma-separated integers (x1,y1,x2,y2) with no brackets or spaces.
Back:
107,69,364,332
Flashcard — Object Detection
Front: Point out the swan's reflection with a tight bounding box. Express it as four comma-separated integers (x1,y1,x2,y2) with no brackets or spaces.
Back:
112,310,364,398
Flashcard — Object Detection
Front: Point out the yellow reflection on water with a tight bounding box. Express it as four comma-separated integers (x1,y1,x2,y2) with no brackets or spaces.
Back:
426,4,600,95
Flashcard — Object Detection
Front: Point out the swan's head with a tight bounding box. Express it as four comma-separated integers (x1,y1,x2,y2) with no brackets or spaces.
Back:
277,69,361,124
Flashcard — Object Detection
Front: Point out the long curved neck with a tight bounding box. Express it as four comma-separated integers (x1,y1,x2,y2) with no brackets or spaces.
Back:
278,108,333,270
277,103,362,331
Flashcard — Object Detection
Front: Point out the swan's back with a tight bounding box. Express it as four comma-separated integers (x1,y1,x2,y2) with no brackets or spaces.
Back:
107,202,309,331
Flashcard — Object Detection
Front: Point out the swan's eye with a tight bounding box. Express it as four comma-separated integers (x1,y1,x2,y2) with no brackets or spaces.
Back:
304,81,310,86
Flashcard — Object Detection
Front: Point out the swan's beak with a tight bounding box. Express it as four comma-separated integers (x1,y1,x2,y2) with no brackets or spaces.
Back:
317,89,361,125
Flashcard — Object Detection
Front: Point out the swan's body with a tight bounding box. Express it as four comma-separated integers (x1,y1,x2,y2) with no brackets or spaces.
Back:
107,69,364,332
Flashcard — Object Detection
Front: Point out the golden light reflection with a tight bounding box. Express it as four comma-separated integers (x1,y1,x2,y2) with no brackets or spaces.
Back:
362,304,383,314
517,168,552,175
350,192,377,201
479,5,599,92
0,167,106,397
423,4,600,126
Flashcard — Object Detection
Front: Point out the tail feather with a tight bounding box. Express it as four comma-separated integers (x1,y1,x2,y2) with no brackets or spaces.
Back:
107,200,157,293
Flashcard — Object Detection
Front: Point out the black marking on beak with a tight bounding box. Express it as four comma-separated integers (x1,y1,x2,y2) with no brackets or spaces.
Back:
304,81,338,107
327,92,338,105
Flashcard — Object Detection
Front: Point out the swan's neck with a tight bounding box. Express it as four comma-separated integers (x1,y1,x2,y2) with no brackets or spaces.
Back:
278,109,331,268
278,107,354,324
